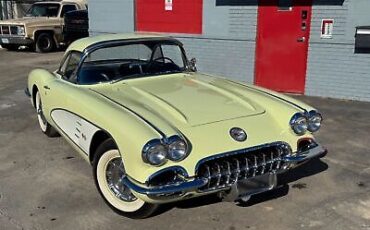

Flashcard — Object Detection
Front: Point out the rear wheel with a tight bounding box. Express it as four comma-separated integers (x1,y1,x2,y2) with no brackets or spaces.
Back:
35,33,55,53
35,91,59,137
93,139,159,219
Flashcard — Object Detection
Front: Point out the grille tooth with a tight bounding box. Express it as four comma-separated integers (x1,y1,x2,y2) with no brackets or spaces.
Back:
253,156,258,177
214,163,221,187
245,157,250,179
232,158,240,183
197,143,289,192
225,161,231,185
269,152,274,171
261,153,266,175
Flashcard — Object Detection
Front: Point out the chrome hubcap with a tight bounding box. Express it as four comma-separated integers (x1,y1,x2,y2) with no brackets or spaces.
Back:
106,158,137,202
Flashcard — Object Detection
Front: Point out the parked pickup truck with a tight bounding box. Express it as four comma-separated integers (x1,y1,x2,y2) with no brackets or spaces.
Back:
0,0,87,53
63,9,89,45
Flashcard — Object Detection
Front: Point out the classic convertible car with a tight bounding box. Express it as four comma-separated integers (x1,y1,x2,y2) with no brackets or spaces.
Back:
26,33,326,218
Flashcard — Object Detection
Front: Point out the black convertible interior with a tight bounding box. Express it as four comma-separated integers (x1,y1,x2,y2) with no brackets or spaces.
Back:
76,41,186,84
78,59,182,84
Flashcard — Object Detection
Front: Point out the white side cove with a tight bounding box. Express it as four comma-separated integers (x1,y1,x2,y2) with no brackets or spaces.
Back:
51,110,100,155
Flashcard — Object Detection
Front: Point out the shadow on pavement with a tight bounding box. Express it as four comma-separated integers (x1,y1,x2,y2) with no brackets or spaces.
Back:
152,158,328,216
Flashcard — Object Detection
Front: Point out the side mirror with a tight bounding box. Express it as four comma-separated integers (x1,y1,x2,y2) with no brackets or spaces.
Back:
189,58,197,72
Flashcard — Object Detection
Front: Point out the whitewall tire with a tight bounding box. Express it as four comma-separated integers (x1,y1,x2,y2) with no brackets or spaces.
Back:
93,139,159,218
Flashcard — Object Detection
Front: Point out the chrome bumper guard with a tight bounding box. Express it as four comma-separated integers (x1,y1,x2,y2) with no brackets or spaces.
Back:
282,144,327,163
123,144,326,199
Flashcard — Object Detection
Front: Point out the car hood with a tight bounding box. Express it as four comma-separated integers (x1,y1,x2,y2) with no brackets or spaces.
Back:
93,73,265,127
0,17,55,25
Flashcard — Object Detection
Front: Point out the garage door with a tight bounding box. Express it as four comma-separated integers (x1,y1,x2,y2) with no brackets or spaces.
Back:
136,0,203,34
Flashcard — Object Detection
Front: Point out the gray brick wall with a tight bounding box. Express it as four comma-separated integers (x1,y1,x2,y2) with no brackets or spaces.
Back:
306,0,370,102
178,37,255,83
88,0,134,35
177,2,258,83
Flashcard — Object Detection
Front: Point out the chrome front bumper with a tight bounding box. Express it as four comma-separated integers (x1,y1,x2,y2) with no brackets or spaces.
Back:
123,143,327,201
0,35,33,46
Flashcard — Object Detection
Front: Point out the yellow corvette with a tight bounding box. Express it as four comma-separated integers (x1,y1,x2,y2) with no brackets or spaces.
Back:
26,33,326,218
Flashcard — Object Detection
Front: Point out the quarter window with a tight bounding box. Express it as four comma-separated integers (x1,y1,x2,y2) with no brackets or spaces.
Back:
59,51,82,81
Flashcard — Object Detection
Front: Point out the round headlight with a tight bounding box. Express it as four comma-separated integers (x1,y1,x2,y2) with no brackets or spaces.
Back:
168,138,188,161
308,111,322,132
142,141,167,166
290,113,308,135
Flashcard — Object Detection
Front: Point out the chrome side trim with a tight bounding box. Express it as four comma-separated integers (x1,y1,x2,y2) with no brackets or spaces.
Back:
50,109,99,154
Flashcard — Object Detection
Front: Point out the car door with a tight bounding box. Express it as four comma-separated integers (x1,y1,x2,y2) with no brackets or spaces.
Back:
48,51,99,155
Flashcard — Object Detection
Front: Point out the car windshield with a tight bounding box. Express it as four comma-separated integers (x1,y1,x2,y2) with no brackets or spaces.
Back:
25,3,60,17
78,40,188,84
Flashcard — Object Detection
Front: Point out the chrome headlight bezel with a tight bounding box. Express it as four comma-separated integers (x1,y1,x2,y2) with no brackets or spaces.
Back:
290,112,308,135
16,25,25,36
142,135,190,166
142,139,168,166
167,136,189,162
307,110,322,132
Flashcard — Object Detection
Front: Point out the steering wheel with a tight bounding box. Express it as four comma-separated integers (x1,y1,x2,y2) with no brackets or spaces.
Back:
152,56,176,64
99,73,110,81
150,57,176,65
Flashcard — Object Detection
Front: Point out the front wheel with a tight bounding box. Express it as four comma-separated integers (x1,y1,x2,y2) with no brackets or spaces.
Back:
93,139,159,219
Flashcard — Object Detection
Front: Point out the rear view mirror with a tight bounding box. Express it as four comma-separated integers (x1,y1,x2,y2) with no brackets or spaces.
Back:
189,58,197,72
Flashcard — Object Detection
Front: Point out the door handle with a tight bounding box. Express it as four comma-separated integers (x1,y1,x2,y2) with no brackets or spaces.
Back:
43,85,51,90
297,37,306,43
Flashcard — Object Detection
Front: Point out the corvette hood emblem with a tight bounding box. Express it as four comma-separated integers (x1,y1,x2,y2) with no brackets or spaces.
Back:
230,127,247,142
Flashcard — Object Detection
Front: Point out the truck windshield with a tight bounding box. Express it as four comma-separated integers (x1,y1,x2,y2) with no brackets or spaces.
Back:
25,3,60,17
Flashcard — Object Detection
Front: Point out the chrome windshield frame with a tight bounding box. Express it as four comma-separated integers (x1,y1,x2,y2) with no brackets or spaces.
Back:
73,37,190,85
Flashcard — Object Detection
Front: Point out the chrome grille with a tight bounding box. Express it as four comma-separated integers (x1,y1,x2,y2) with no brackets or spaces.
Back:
196,142,290,192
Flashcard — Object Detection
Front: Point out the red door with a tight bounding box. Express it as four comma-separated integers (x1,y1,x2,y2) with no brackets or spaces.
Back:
255,0,312,93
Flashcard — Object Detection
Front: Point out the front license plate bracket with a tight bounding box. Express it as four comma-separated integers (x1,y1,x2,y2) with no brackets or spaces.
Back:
222,173,277,202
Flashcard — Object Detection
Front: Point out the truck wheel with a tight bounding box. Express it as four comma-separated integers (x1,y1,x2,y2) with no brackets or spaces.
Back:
2,44,19,51
93,139,159,219
35,33,55,53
